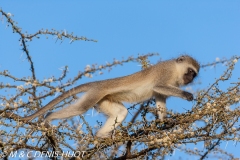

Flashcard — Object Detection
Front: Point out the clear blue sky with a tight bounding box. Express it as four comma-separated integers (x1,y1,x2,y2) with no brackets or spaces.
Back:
1,1,240,159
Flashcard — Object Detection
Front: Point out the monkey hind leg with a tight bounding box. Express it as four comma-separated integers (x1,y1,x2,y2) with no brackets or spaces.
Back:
96,100,128,138
44,92,102,126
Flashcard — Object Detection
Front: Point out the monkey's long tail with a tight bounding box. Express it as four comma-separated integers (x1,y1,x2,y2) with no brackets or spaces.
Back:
22,83,93,121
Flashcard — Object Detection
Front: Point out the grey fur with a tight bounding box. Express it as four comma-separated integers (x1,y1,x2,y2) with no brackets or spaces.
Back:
22,55,200,138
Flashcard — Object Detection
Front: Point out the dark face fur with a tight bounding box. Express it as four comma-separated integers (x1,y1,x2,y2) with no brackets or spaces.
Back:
183,68,196,84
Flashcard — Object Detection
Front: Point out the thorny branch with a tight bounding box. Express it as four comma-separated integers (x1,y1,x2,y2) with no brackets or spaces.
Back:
1,9,240,160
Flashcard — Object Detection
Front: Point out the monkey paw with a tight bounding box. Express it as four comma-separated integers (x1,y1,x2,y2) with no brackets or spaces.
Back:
95,132,111,138
42,120,51,128
183,91,193,101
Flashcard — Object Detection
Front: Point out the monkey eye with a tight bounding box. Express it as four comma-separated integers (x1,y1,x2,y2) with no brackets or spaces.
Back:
189,68,195,73
188,68,196,76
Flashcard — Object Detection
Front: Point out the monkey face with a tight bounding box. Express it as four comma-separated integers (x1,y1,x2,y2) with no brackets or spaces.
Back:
183,68,197,84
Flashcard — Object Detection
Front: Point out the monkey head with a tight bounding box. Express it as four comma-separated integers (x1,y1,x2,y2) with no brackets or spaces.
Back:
176,55,200,85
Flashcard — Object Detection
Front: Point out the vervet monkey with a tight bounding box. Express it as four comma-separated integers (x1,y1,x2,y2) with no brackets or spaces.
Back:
22,55,199,138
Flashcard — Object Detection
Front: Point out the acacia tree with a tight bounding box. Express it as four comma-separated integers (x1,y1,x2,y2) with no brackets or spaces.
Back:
0,9,239,160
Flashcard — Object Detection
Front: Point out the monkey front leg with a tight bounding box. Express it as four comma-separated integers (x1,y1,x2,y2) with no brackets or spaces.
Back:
155,95,166,121
153,85,193,101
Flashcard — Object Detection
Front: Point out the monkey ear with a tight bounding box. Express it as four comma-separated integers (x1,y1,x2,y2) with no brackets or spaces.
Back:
176,56,185,63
